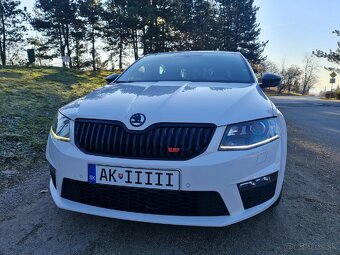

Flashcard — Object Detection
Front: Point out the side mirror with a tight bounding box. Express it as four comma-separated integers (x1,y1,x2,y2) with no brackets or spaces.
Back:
260,73,281,88
105,73,119,84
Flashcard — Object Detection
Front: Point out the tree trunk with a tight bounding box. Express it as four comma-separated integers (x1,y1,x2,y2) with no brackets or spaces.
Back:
0,39,4,65
132,29,138,60
91,24,96,71
0,12,6,65
278,83,286,93
161,25,165,52
302,67,312,95
287,78,292,92
142,26,147,55
59,25,66,67
65,23,72,68
119,33,123,69
75,39,80,69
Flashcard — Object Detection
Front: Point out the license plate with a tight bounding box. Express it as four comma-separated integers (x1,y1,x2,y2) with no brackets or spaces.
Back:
88,164,180,190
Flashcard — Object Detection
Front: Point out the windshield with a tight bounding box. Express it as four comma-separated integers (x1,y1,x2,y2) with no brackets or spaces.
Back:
116,53,255,84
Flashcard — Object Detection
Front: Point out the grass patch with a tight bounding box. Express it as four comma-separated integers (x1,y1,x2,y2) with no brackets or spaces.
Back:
0,66,112,189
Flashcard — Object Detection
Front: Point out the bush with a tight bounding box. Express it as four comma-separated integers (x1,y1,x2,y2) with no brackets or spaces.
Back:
335,90,340,100
325,91,335,98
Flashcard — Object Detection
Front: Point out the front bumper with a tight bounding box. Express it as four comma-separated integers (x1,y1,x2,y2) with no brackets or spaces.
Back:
46,125,287,227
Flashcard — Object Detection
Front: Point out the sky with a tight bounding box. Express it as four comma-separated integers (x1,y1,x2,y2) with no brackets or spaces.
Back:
255,0,340,93
20,0,340,93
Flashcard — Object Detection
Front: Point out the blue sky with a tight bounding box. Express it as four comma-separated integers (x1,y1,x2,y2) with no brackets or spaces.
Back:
255,0,340,92
21,0,339,92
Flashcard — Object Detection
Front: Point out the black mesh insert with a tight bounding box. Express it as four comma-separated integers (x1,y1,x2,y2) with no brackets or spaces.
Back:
61,178,229,216
74,119,216,160
49,164,56,189
238,172,278,209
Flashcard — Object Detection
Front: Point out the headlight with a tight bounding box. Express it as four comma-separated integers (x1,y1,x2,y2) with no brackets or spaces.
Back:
50,112,71,142
219,117,279,150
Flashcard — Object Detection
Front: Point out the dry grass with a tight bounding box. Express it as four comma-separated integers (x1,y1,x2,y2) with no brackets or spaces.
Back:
0,66,112,189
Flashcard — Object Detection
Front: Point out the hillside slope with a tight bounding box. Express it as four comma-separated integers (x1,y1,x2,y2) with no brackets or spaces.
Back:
0,66,112,190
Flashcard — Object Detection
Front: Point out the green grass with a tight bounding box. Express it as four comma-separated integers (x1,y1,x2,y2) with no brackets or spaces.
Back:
0,66,112,188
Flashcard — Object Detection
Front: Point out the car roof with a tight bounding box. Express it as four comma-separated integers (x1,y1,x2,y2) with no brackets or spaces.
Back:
144,51,243,57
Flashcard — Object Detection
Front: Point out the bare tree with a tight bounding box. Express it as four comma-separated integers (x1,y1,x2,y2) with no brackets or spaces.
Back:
277,61,302,94
286,65,302,93
278,58,287,93
253,59,279,79
301,54,319,95
262,59,279,73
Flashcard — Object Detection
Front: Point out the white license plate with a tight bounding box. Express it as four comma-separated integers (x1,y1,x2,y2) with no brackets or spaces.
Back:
88,164,180,190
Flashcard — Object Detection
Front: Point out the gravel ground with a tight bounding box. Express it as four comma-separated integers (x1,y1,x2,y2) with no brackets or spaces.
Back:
0,96,339,255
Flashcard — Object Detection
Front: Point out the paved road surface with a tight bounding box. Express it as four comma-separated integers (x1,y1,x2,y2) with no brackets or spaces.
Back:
1,96,339,255
271,96,340,153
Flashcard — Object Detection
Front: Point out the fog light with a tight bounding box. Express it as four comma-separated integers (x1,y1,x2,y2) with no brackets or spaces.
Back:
238,172,278,209
239,175,274,190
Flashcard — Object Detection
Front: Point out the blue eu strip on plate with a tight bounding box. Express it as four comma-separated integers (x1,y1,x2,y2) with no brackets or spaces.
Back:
88,164,96,183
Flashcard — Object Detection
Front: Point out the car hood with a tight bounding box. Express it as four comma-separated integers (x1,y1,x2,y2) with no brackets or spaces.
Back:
60,81,274,129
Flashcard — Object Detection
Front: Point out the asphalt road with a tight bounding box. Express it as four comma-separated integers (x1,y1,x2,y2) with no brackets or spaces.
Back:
1,96,339,255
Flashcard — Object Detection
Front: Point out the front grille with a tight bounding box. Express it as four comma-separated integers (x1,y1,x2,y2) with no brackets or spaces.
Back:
74,119,216,160
61,178,229,216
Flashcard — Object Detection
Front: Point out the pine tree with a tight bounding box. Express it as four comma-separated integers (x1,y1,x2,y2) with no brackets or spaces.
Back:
313,30,340,72
125,0,144,60
78,0,103,70
139,0,165,54
31,0,78,67
27,36,57,65
0,0,26,65
186,0,218,50
102,0,129,69
70,16,87,69
216,0,267,64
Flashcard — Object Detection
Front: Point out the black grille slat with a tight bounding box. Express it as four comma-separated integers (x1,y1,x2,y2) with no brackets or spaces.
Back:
89,124,96,150
118,127,124,154
138,133,145,155
196,128,203,151
100,124,107,152
131,134,137,156
181,128,188,158
125,133,131,154
75,122,81,142
106,126,113,153
74,119,216,160
160,128,168,157
145,130,153,156
95,124,102,151
167,127,174,157
152,128,160,156
188,128,196,154
61,178,229,216
84,123,91,148
112,126,119,153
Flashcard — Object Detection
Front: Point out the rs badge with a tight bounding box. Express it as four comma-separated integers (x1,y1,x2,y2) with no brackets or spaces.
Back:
168,147,180,153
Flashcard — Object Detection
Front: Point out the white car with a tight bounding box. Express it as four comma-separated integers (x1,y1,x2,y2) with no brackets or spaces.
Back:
46,51,287,227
